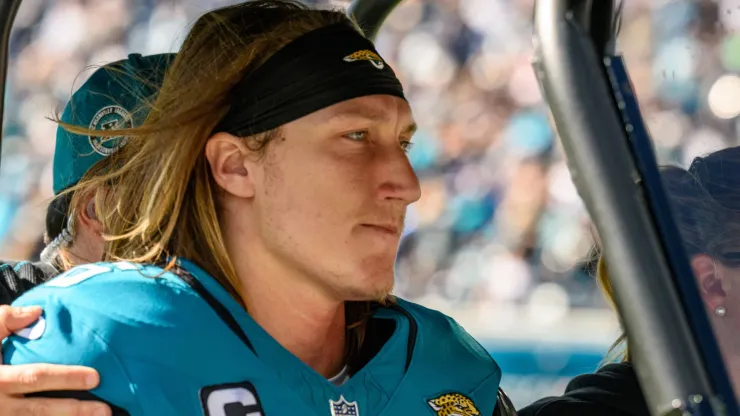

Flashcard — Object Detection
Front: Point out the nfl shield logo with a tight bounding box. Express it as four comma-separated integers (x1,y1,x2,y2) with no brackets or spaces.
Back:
329,395,359,416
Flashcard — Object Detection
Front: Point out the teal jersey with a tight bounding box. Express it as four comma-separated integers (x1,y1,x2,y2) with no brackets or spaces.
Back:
3,259,501,415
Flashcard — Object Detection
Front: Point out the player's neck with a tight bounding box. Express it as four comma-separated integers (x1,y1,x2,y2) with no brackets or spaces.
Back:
65,226,104,269
62,244,98,270
236,258,347,378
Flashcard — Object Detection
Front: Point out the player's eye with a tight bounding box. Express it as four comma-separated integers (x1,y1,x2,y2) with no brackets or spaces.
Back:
343,131,368,141
400,140,414,153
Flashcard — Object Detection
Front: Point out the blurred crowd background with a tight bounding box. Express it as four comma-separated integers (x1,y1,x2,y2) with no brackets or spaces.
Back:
0,0,737,408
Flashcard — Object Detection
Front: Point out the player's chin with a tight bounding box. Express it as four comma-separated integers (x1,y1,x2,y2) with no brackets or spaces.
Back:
343,282,394,302
344,258,395,301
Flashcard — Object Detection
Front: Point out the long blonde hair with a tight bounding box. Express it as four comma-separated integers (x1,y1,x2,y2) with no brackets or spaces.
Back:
596,257,630,363
60,0,374,364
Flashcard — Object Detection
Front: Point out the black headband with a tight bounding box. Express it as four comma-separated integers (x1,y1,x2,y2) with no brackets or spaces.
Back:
215,22,406,137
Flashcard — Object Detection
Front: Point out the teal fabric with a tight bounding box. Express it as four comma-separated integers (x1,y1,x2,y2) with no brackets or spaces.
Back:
52,53,174,194
4,258,501,415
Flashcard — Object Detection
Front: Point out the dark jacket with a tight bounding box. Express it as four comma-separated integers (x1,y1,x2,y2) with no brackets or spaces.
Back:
0,260,57,305
518,362,650,416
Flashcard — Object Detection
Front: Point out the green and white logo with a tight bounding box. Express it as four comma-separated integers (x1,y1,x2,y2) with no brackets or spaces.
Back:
88,105,133,156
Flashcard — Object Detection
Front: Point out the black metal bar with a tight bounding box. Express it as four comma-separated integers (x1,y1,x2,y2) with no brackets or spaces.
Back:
0,0,21,172
532,1,718,414
346,0,403,41
588,0,619,56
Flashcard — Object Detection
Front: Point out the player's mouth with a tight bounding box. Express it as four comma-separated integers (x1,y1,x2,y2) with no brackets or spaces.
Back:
360,223,401,237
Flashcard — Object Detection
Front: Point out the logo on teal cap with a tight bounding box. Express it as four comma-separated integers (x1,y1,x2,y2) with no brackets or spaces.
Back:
88,105,132,156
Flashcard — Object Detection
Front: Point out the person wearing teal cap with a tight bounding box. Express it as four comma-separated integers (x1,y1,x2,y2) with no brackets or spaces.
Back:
41,52,174,270
0,53,173,416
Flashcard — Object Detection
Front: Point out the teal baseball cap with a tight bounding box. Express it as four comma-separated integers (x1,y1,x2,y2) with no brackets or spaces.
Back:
52,53,175,195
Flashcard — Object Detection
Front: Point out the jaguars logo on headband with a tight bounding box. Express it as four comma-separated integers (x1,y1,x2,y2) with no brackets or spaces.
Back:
343,49,385,70
88,105,133,156
427,393,481,416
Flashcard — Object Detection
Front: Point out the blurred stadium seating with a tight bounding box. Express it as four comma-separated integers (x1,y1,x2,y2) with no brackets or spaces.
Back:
0,0,736,408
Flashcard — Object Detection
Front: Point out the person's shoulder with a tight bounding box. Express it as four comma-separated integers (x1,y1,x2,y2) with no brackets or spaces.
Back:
389,297,500,376
518,362,650,416
2,260,247,414
392,297,460,328
0,262,169,413
20,261,186,300
378,298,502,414
393,297,490,358
9,261,203,339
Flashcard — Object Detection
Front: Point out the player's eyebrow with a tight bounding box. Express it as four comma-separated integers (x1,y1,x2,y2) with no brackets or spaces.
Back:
331,104,388,121
326,104,417,135
403,122,418,136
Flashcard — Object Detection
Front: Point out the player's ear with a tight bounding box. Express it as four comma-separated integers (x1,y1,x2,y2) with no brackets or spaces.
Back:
86,198,97,220
206,132,255,199
77,195,103,235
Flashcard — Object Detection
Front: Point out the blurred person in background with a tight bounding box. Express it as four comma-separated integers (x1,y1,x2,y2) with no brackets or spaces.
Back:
0,53,171,416
3,2,505,415
520,147,740,415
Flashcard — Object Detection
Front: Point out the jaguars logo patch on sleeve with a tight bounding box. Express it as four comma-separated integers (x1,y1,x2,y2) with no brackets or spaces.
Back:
343,50,385,70
427,392,481,416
